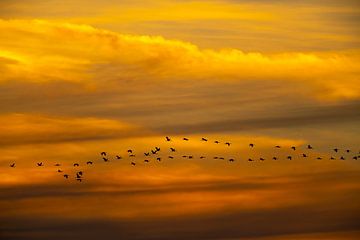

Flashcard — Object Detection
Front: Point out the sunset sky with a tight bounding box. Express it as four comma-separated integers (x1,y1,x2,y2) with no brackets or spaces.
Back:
0,1,360,239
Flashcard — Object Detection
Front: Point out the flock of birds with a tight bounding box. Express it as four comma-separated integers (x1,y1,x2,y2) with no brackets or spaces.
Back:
9,136,360,182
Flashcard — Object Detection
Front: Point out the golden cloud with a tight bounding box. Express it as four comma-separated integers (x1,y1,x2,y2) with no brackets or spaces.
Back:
0,19,359,99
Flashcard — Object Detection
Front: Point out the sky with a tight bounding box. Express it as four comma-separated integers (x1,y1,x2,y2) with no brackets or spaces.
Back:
0,0,360,239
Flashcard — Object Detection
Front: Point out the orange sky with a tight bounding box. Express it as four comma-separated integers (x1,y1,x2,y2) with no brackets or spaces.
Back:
0,1,360,239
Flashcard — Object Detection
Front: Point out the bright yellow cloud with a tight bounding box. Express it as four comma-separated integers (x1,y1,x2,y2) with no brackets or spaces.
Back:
0,19,359,100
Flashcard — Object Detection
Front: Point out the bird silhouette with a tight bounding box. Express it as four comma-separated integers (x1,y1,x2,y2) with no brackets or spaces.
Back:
168,156,174,159
214,157,218,159
63,174,69,179
189,156,193,159
157,157,162,161
76,178,82,182
200,156,205,159
340,156,345,160
155,147,161,152
214,141,220,144
73,163,79,167
229,158,235,162
201,138,208,141
334,148,339,152
248,158,254,162
353,156,358,160
330,156,335,160
346,149,350,153
57,169,63,173
87,161,93,165
170,148,176,152
116,155,122,160
307,145,313,149
54,163,61,166
275,145,281,148
103,157,109,162
291,146,296,150
219,157,224,160
129,154,136,157
225,142,231,146
101,152,107,156
316,157,322,160
287,156,292,160
260,158,265,161
144,152,150,156
131,162,136,166
144,159,149,163
128,149,133,153
37,162,43,167
302,153,307,158
10,163,15,168
166,136,171,141
249,143,254,147
182,155,187,158
273,157,278,160
151,150,157,154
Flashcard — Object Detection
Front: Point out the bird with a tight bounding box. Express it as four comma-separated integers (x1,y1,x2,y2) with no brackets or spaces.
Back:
183,138,189,141
346,149,350,153
229,159,235,162
214,141,220,144
334,148,339,152
219,157,224,160
57,169,63,173
168,156,174,159
151,150,157,154
116,155,122,160
37,162,43,167
273,157,278,160
353,156,358,160
87,161,93,165
170,148,176,152
155,147,161,152
275,145,281,148
214,157,218,159
260,158,265,161
248,158,254,162
291,146,296,151
189,156,193,159
129,154,136,157
200,156,205,159
76,178,82,182
225,142,231,146
182,155,188,158
166,136,171,141
54,163,61,166
101,152,107,156
302,154,307,158
201,138,208,141
10,163,15,168
144,152,150,156
73,163,79,167
249,143,254,147
128,149,133,153
131,162,136,166
63,174,69,179
340,156,345,160
307,145,313,149
144,159,149,163
103,157,109,162
287,156,292,160
317,157,322,160
157,157,162,161
76,171,83,178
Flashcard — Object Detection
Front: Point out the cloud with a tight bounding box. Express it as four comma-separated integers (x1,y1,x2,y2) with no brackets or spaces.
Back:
0,19,359,100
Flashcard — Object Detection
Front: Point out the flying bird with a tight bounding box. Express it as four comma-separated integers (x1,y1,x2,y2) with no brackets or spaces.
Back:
225,142,231,146
57,169,63,173
200,156,205,159
334,148,339,152
316,157,322,160
273,157,278,160
155,147,161,152
103,157,109,162
87,161,93,165
249,143,254,147
10,163,15,168
73,163,79,167
151,150,157,154
307,145,313,149
63,174,69,179
116,155,122,160
248,158,254,162
128,149,133,153
144,152,150,156
157,157,162,161
144,159,149,163
275,145,281,148
37,162,43,167
346,149,350,153
170,148,176,152
214,141,220,144
302,154,307,158
287,156,292,160
260,158,265,161
291,146,296,150
168,156,174,159
229,159,235,162
183,138,189,141
166,136,171,141
129,154,136,157
201,138,208,141
131,162,136,166
340,156,345,160
101,152,107,156
54,163,61,166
